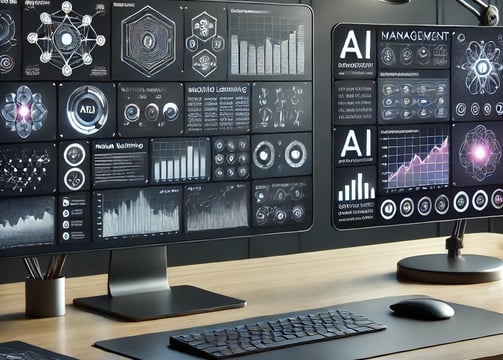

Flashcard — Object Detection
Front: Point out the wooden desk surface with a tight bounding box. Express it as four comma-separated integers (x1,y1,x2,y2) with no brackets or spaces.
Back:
1,233,503,359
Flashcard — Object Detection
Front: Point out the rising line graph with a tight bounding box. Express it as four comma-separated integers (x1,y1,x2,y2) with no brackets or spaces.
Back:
380,127,449,191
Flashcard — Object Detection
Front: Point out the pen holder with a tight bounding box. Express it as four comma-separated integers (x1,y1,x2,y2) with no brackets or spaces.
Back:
25,276,66,317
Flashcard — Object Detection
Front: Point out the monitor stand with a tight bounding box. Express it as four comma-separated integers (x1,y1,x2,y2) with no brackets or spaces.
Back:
397,219,503,284
73,246,246,321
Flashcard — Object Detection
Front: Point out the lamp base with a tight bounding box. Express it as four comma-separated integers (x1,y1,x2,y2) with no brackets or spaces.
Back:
397,254,503,284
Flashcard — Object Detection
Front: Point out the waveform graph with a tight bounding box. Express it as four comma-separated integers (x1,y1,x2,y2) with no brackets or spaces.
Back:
184,182,249,232
0,196,55,248
94,186,181,240
379,125,450,193
228,4,312,79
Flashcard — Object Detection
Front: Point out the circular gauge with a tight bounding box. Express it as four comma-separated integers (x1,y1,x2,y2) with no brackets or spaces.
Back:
285,140,307,168
253,141,275,169
63,143,86,166
67,86,108,135
64,168,86,191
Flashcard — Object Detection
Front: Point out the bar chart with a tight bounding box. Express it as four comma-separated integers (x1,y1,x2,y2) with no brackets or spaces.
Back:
151,138,211,183
229,11,306,76
338,172,376,202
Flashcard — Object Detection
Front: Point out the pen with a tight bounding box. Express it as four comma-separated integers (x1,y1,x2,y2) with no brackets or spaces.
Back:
23,258,36,279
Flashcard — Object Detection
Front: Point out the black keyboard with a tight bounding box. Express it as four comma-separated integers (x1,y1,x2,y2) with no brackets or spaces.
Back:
169,308,387,359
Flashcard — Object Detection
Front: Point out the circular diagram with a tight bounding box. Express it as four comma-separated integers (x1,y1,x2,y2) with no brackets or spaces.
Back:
458,39,503,95
459,124,502,181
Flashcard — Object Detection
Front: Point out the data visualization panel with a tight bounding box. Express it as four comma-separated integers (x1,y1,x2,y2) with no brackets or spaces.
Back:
94,186,181,241
332,24,503,229
227,3,312,80
0,196,56,249
378,125,449,193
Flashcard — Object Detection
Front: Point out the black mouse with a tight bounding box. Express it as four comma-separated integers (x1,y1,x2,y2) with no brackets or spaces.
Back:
390,297,455,320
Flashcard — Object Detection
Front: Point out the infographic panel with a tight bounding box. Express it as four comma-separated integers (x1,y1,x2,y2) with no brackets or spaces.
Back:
332,23,503,229
451,27,503,122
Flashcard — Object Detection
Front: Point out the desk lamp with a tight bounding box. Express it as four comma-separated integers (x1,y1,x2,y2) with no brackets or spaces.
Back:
397,0,503,284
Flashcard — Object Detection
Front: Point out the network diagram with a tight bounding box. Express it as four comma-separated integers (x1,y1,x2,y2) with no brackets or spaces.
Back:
26,1,106,77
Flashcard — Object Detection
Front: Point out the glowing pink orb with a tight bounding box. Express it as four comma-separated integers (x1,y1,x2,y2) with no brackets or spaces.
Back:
471,144,490,163
18,105,30,118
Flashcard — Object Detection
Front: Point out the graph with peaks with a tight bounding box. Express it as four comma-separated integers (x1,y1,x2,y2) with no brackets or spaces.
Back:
96,187,181,239
380,126,450,191
0,197,55,248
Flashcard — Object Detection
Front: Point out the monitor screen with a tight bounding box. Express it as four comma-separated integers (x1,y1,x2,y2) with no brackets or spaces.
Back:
0,0,313,259
332,24,503,230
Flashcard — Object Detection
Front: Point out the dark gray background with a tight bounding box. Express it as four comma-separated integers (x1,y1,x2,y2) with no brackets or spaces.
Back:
1,0,502,283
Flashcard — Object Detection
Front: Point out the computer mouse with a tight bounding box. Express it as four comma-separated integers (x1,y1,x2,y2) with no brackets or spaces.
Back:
390,297,455,320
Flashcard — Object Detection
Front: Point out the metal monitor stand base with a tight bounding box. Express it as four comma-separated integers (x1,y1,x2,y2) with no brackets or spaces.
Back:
397,220,503,284
73,246,246,321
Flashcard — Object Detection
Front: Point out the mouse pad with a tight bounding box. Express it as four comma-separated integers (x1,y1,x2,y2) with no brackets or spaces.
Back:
94,295,503,359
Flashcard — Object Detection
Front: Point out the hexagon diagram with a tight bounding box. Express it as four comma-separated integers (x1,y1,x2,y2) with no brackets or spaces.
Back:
192,11,217,42
185,11,225,77
192,49,217,77
121,6,176,77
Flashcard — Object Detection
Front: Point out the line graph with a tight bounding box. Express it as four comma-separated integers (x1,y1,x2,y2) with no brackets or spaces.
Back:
379,126,449,192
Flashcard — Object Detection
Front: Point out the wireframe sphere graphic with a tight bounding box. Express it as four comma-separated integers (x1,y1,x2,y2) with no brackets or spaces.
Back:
459,125,502,181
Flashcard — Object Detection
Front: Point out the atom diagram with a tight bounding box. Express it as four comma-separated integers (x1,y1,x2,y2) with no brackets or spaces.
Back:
459,124,502,182
459,39,503,95
1,85,48,139
26,1,106,77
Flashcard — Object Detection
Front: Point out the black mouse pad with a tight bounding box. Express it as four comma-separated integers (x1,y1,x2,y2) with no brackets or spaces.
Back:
94,295,503,359
0,341,77,360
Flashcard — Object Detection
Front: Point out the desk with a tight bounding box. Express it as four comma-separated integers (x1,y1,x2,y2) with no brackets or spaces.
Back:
1,233,503,359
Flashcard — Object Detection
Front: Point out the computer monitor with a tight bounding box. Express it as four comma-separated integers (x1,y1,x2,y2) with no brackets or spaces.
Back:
331,22,503,284
0,0,313,320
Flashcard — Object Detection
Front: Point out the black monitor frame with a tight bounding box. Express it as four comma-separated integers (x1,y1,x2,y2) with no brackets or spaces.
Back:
331,23,503,283
0,0,314,320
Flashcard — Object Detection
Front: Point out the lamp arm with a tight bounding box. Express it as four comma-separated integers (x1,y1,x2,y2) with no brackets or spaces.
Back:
456,0,500,26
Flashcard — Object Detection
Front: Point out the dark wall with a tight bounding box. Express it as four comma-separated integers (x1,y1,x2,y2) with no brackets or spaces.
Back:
1,0,501,284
